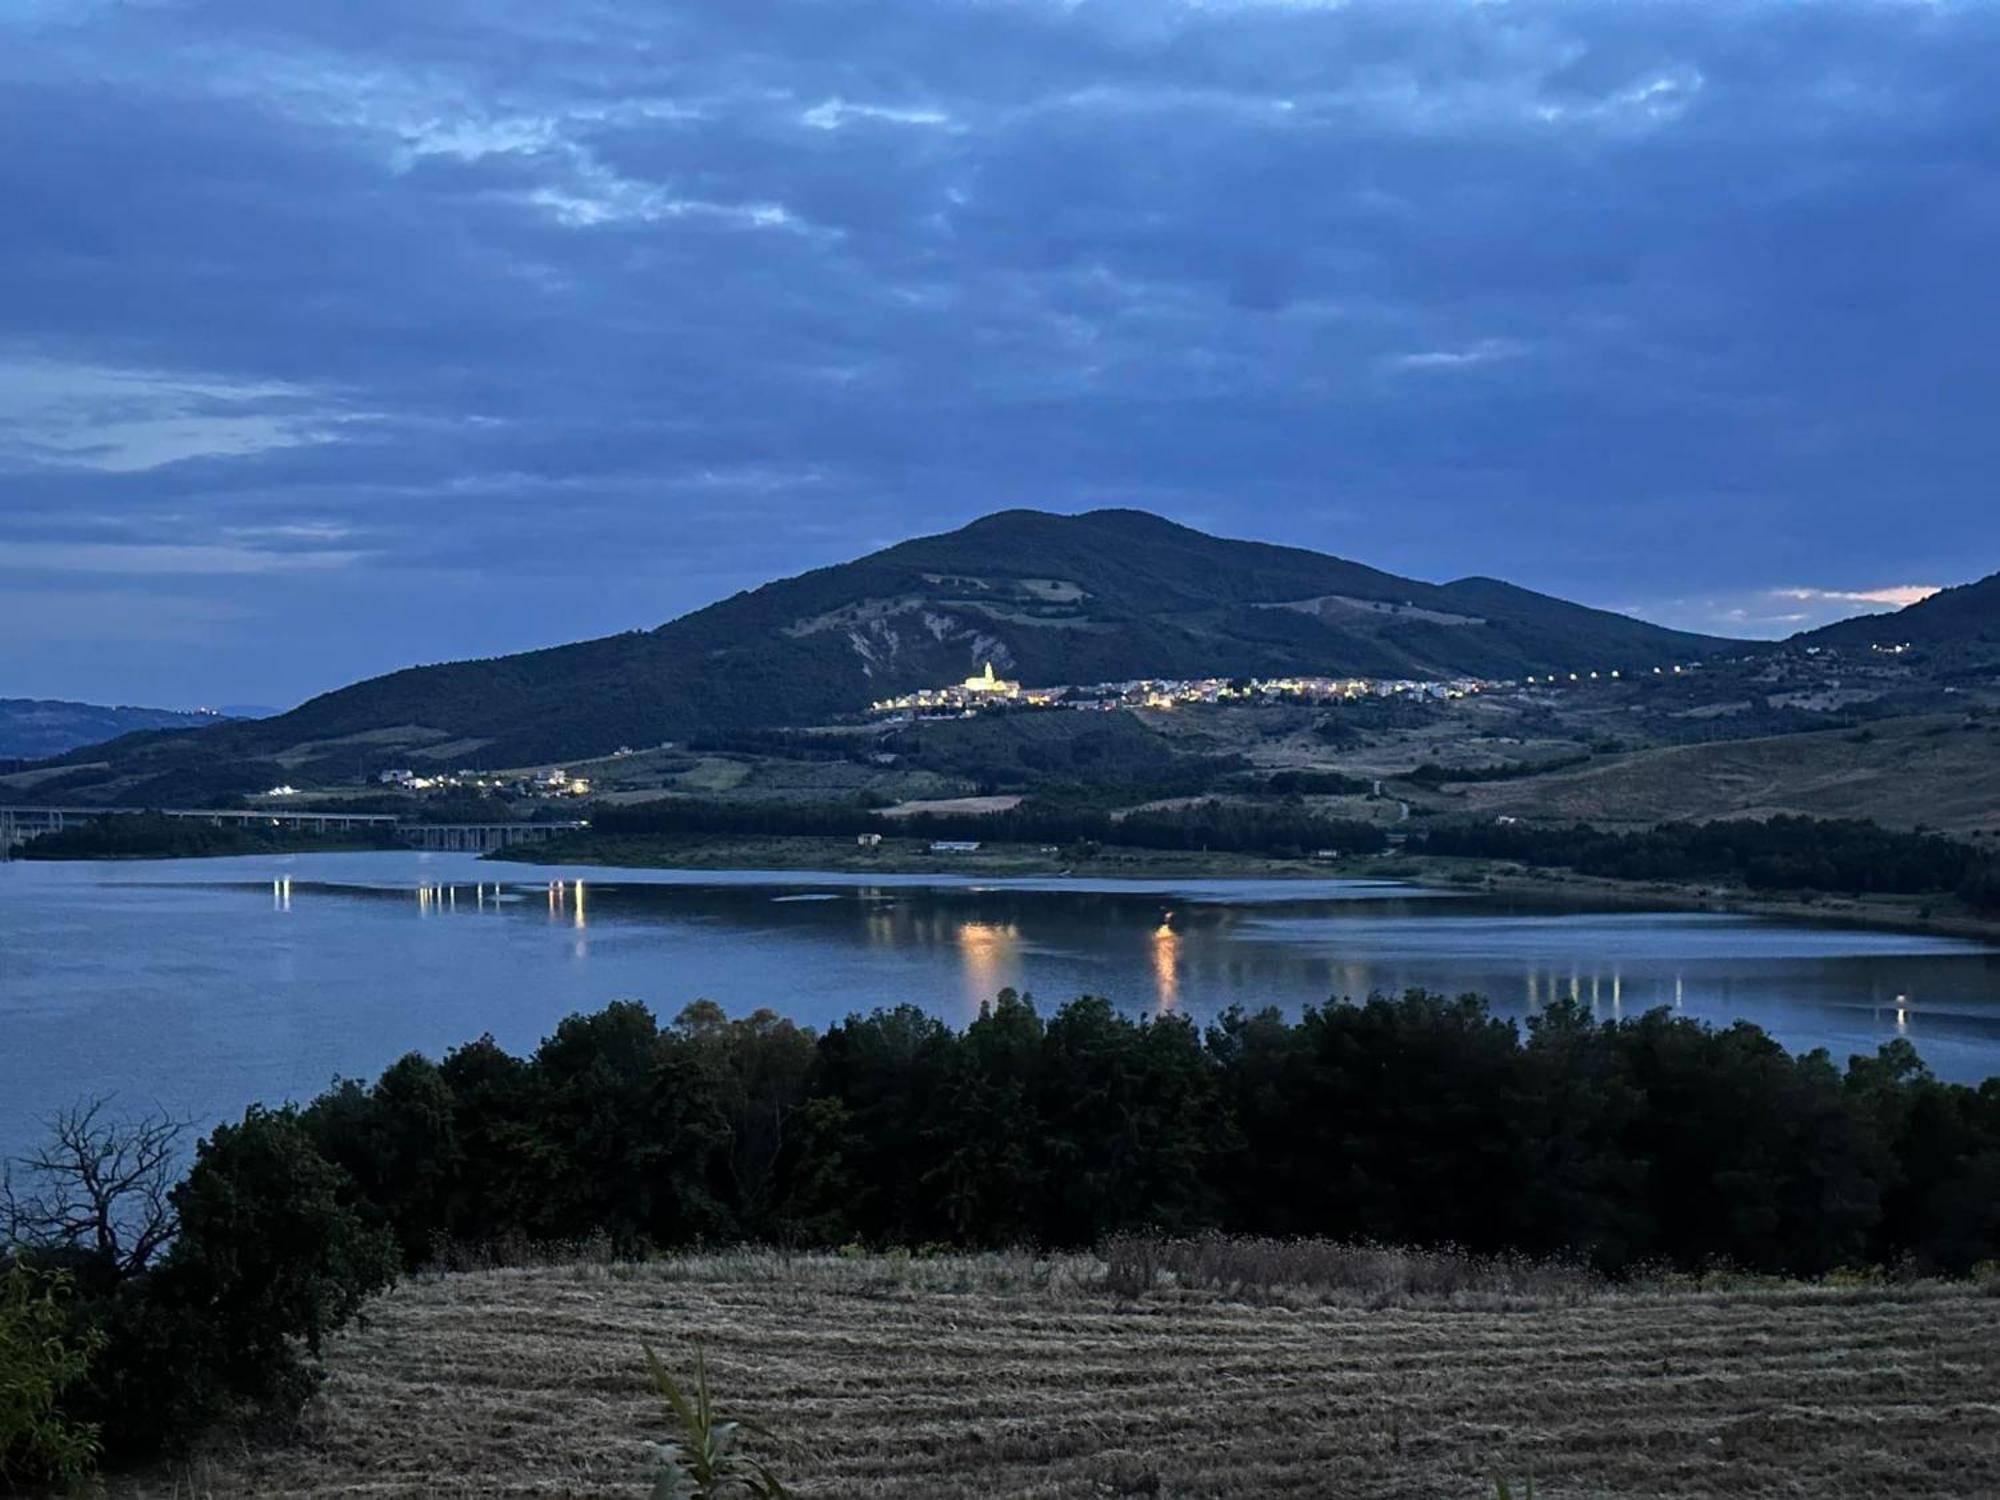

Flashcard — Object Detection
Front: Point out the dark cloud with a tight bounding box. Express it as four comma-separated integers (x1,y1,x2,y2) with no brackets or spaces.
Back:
1,0,1994,705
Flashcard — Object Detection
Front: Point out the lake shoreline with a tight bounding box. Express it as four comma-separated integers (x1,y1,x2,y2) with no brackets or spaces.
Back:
487,832,2000,944
11,826,1995,944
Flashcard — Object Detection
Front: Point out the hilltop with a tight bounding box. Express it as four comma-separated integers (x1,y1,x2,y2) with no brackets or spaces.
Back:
1799,570,2000,655
10,509,1734,805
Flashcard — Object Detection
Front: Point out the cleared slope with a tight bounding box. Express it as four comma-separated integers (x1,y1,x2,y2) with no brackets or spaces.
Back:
124,1253,2000,1499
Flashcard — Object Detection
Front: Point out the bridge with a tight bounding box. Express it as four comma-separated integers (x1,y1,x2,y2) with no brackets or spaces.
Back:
0,806,585,855
403,821,587,852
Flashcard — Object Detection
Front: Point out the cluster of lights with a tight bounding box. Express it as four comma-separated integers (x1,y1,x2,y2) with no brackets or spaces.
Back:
1523,664,1691,686
873,669,1486,718
376,767,592,797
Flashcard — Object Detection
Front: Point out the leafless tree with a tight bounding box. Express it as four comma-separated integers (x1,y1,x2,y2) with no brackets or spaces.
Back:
2,1099,190,1275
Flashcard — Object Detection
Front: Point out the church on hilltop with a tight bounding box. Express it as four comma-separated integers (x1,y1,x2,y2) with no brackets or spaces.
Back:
961,661,1021,698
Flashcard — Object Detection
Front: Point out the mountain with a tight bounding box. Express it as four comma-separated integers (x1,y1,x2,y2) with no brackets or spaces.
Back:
0,699,226,762
7,509,1739,803
1797,571,2000,653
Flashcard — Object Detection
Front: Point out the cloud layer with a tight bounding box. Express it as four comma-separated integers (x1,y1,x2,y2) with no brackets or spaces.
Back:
2,0,1995,705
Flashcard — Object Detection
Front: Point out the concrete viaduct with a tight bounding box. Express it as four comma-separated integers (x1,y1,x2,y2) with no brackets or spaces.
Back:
0,806,586,855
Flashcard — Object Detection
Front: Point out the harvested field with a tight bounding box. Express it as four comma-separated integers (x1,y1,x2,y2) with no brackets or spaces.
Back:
127,1252,2000,1499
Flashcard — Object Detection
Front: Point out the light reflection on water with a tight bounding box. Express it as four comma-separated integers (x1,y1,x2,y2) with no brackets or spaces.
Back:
2,851,1998,1153
1152,916,1180,1012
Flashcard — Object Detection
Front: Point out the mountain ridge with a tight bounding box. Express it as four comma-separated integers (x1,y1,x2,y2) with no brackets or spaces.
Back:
0,699,226,762
1796,572,2000,651
11,509,1746,802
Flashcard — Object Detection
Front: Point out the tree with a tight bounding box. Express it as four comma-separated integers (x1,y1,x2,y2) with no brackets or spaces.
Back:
304,1056,465,1269
85,1107,398,1457
658,1004,818,1241
2,1102,188,1278
530,1001,669,1245
921,990,1049,1243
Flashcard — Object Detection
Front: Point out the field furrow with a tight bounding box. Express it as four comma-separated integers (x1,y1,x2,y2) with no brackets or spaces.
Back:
124,1256,2000,1499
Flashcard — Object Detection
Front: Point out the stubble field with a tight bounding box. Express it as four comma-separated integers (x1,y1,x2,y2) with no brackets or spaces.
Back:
127,1252,2000,1499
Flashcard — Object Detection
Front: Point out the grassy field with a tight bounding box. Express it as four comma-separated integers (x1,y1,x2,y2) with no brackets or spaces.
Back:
1455,714,2000,837
123,1250,2000,1499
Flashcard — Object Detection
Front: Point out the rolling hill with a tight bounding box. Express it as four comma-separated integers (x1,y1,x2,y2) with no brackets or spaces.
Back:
12,509,1741,803
1799,570,2000,654
0,699,226,761
1456,713,2000,837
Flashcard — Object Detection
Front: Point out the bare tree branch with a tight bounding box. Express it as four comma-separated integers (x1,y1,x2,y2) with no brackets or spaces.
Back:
3,1099,191,1275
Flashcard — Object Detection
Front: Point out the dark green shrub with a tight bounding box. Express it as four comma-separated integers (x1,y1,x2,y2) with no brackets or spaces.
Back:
42,1107,400,1463
0,1258,102,1488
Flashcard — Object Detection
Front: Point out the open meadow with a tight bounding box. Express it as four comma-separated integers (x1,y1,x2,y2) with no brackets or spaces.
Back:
126,1250,2000,1500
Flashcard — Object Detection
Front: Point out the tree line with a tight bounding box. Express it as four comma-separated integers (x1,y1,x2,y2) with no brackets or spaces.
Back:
1410,814,2000,907
586,796,1392,858
1405,753,1593,786
289,992,1999,1276
7,988,1999,1480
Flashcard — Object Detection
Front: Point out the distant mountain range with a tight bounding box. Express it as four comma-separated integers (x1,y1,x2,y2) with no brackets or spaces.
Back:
0,700,227,762
11,509,1990,806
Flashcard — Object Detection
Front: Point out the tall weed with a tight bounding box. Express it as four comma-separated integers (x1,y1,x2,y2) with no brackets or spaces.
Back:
644,1343,788,1499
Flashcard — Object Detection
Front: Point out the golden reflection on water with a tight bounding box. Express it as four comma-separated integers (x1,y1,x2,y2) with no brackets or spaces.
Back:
1152,914,1180,1011
956,919,1020,1006
1517,963,1680,1019
865,903,896,950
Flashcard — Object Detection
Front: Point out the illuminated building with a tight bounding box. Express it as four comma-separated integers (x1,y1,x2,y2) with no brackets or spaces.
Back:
961,661,1021,697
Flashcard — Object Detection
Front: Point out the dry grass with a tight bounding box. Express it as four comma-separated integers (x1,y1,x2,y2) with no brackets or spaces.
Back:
118,1250,2000,1499
1461,713,2000,836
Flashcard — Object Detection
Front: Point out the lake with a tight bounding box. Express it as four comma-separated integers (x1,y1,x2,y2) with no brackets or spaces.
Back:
3,850,1998,1154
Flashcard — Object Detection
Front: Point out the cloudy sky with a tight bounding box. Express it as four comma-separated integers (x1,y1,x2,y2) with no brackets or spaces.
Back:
3,0,1994,709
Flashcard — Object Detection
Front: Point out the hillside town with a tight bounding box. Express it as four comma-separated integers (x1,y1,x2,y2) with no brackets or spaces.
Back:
376,766,594,797
870,662,1493,720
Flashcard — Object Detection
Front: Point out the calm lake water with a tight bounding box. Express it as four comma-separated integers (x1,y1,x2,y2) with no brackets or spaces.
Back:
3,850,1998,1153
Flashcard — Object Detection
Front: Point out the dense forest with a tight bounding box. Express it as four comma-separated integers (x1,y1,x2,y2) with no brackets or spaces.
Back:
7,989,1999,1479
582,795,1391,858
294,992,2000,1275
1410,814,2000,908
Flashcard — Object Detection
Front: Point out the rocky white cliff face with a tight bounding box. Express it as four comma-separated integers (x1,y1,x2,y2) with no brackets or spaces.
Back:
785,588,1033,681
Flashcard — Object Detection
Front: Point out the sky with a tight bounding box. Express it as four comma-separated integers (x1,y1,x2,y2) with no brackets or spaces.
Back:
3,0,1995,710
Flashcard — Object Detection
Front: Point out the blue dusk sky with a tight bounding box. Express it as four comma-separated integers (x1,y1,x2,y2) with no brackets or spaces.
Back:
2,0,1995,709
